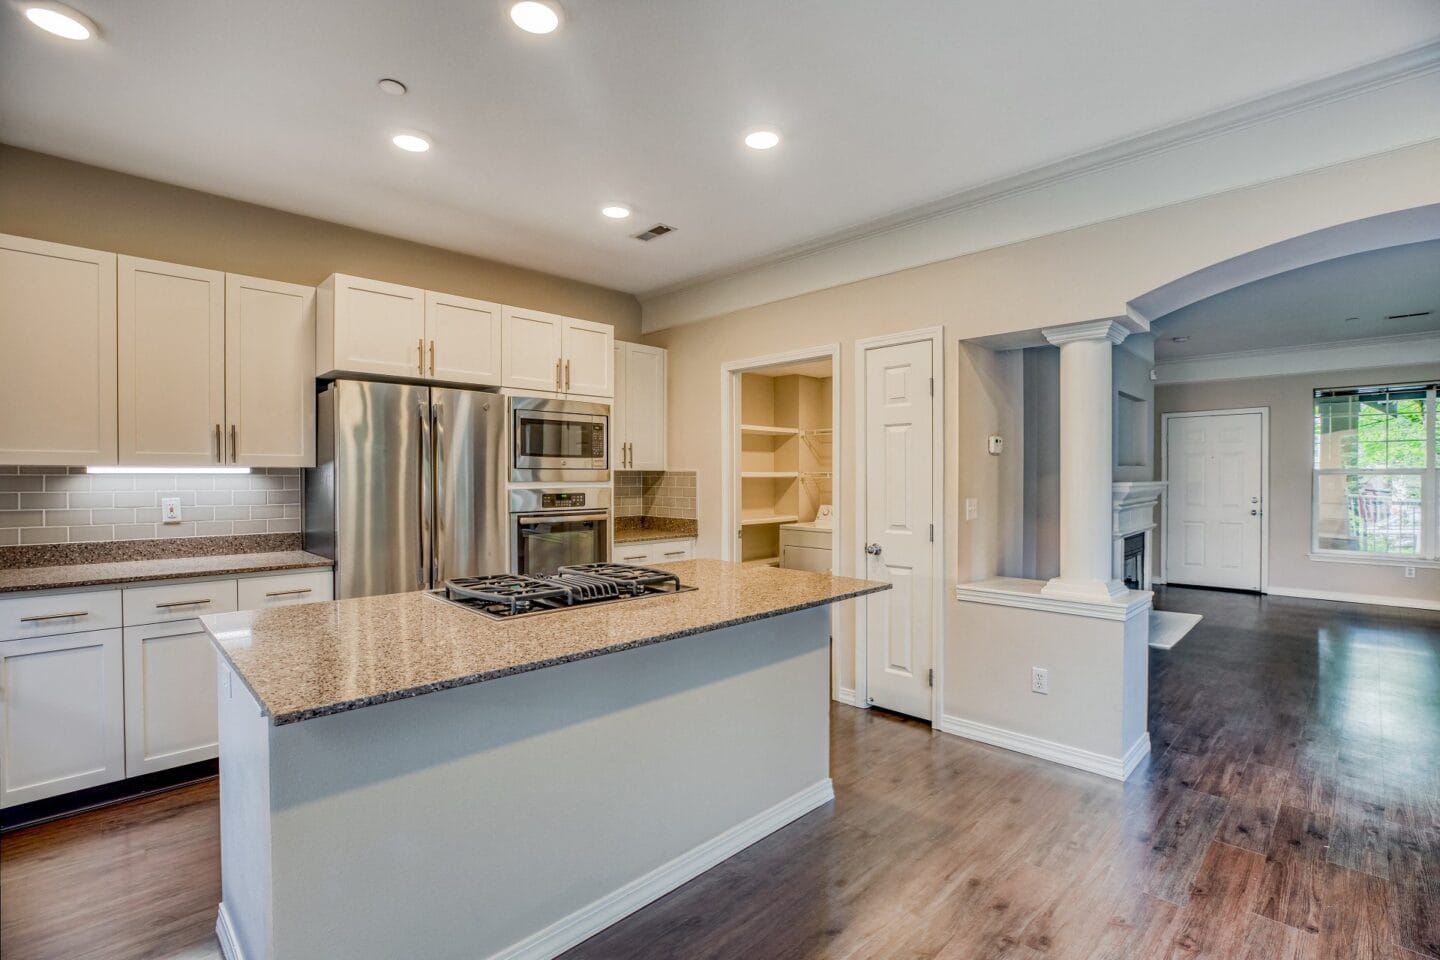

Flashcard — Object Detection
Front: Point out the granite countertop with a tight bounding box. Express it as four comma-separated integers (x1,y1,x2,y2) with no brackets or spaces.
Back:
203,559,888,726
612,517,699,544
0,550,334,594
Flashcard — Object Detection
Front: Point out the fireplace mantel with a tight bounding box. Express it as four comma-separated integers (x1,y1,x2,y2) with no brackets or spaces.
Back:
1113,481,1166,589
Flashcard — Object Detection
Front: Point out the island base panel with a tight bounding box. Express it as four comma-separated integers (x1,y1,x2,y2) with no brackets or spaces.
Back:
216,605,833,960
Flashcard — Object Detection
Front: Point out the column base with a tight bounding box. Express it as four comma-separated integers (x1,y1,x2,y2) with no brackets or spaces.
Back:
1041,576,1130,603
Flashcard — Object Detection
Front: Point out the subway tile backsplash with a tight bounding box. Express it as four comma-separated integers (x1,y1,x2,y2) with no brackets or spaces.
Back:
0,467,302,545
615,470,697,520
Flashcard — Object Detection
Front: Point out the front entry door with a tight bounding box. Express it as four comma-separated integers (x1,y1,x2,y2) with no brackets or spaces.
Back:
1165,411,1264,590
861,338,936,720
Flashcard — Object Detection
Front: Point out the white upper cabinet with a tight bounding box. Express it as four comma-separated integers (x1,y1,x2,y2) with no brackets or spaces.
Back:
502,308,614,398
226,274,316,467
562,317,615,399
0,234,118,465
502,306,566,393
317,274,427,380
425,290,502,386
118,256,226,466
613,341,667,470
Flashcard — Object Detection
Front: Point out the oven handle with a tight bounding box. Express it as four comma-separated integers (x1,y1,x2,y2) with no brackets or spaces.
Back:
515,512,610,525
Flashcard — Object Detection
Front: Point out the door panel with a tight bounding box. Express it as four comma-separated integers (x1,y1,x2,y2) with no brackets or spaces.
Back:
118,256,226,465
561,317,614,398
426,291,502,386
623,343,667,469
1165,412,1263,590
328,275,426,379
431,387,507,584
226,274,316,467
502,307,563,393
863,339,935,721
0,235,118,465
123,620,219,776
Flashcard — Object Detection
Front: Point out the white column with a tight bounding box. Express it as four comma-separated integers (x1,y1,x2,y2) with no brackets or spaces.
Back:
1040,319,1129,602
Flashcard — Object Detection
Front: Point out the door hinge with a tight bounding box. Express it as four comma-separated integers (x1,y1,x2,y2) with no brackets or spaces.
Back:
928,668,934,688
929,523,934,542
929,377,934,397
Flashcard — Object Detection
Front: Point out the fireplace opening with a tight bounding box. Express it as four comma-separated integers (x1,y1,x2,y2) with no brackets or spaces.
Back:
1122,533,1145,591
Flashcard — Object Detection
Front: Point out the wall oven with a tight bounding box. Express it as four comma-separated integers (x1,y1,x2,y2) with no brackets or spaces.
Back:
510,488,611,576
509,397,610,483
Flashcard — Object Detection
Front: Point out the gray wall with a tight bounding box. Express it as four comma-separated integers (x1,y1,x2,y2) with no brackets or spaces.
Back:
1154,361,1440,604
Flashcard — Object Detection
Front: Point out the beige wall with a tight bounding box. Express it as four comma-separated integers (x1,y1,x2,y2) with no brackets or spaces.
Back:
646,139,1440,712
0,146,641,338
1155,362,1440,605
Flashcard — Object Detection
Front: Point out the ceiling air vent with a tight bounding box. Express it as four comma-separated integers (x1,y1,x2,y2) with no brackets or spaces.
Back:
1385,310,1433,320
632,223,676,242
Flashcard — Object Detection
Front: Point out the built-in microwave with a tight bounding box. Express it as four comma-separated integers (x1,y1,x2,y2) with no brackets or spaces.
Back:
509,397,610,483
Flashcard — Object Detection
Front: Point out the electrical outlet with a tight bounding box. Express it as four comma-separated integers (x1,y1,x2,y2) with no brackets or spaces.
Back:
1031,667,1049,695
1405,566,1416,579
965,498,978,521
161,497,182,523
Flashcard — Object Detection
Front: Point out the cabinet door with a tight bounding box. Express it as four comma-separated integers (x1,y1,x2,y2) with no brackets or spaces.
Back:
561,317,614,398
612,342,628,466
623,343,666,469
226,274,316,467
425,291,502,386
122,620,218,776
118,256,226,465
0,629,125,808
502,307,564,393
0,234,118,465
320,274,426,379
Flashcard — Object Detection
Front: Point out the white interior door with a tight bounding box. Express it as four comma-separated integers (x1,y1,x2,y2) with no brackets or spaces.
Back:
1165,411,1264,590
861,338,935,720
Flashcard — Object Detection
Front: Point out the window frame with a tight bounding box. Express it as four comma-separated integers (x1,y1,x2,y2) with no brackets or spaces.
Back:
1310,383,1438,563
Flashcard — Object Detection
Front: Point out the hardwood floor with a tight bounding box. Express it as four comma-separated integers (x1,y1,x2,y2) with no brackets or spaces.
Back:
2,586,1437,959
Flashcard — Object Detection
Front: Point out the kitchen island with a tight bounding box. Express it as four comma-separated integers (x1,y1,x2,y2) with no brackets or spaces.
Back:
202,559,886,960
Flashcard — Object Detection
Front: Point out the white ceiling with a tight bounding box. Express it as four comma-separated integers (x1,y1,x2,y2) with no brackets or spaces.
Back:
1151,240,1440,361
4,1,1439,297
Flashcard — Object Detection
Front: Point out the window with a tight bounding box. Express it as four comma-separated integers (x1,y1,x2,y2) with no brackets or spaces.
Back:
1313,383,1437,560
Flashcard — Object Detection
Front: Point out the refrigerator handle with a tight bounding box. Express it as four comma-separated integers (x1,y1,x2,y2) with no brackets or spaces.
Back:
431,401,444,585
418,400,433,589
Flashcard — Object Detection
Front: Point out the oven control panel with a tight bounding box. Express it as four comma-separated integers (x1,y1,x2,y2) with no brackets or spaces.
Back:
541,492,586,509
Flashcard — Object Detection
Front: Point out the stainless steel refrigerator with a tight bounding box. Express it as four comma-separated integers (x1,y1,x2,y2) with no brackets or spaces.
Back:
305,379,507,599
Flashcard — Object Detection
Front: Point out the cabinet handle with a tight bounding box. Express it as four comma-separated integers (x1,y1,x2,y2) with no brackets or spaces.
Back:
230,424,238,463
19,611,89,622
214,424,223,462
264,588,313,598
154,598,213,609
418,338,426,375
555,358,563,391
627,441,633,469
663,551,687,558
429,340,436,376
565,358,571,391
621,554,646,561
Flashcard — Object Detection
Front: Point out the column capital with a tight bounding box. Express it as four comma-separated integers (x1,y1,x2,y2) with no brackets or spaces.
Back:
1041,319,1129,347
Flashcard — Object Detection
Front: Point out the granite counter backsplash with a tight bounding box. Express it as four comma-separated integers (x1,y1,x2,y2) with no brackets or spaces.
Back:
0,532,305,569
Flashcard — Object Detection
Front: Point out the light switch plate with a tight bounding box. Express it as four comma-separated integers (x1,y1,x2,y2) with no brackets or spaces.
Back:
965,498,978,521
161,497,182,523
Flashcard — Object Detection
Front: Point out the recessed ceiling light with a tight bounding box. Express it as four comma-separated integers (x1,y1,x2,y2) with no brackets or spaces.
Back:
744,128,781,150
392,133,431,153
22,2,97,40
1171,336,1190,343
601,205,631,220
510,1,562,34
377,78,408,96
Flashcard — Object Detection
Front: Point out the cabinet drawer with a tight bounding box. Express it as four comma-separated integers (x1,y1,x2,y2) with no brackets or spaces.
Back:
613,543,657,564
237,569,333,611
613,538,694,565
0,589,123,642
123,578,238,627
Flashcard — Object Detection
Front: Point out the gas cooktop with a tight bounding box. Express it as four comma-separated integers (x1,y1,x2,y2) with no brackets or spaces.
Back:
431,563,696,620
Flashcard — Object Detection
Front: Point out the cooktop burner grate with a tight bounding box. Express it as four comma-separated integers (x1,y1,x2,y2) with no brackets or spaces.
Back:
556,562,683,596
437,563,694,619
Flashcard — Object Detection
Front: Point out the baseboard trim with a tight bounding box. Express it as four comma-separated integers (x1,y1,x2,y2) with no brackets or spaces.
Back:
834,687,857,706
1265,585,1440,612
215,901,245,960
488,778,835,960
939,715,1150,782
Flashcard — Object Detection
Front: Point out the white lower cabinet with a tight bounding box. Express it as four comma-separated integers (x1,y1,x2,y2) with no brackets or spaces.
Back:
0,566,333,808
122,620,219,777
613,537,695,565
0,629,125,808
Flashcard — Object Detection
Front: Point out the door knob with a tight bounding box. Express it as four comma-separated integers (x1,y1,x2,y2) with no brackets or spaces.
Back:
865,543,883,556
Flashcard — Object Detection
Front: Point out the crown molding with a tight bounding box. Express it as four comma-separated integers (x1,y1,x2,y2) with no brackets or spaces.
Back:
1153,331,1440,385
642,42,1440,331
1042,319,1131,346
